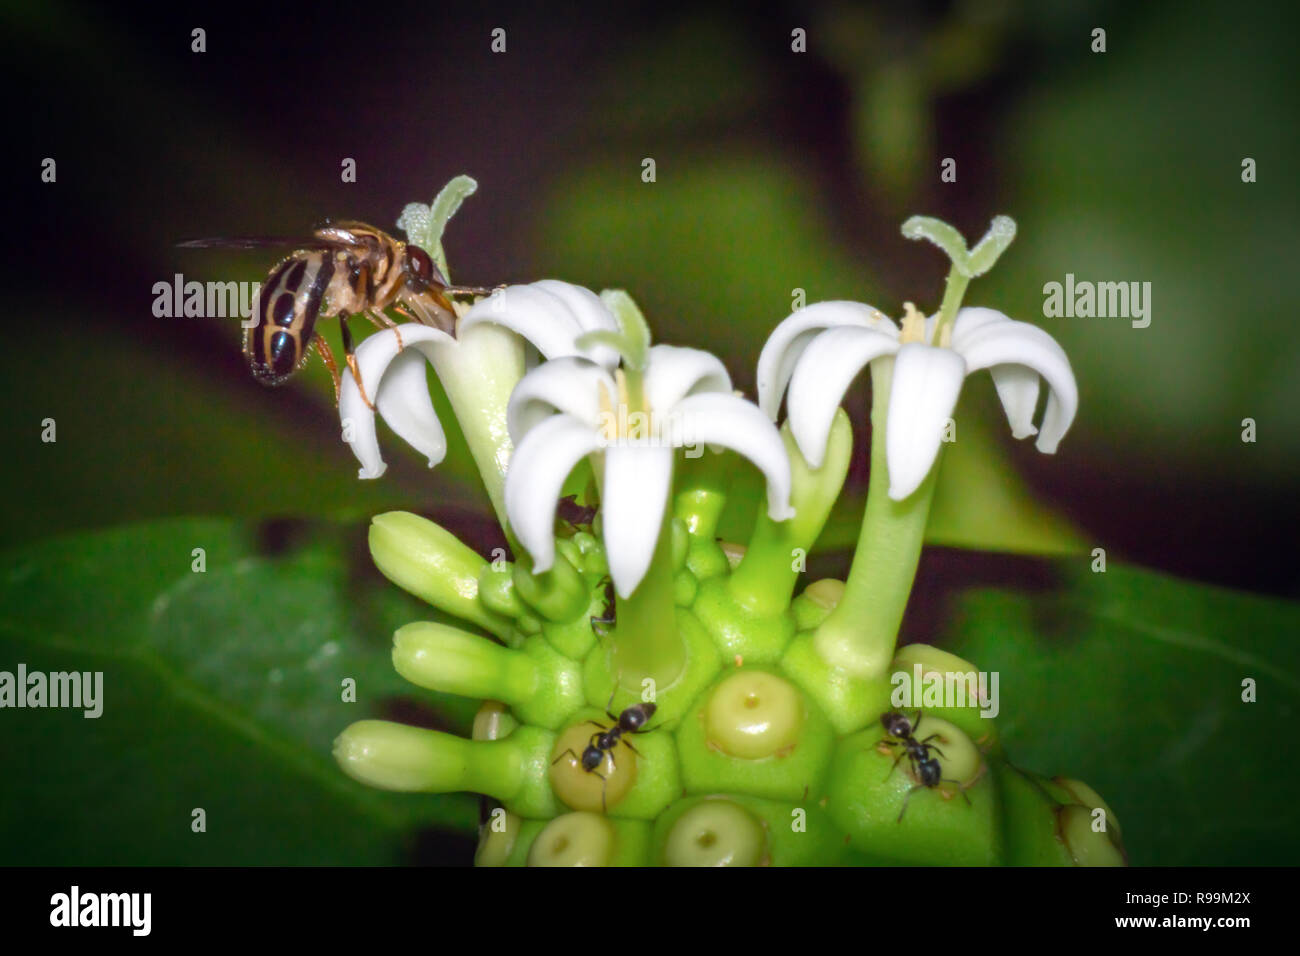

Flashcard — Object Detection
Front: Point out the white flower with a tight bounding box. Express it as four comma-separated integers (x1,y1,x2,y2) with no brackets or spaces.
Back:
506,346,794,598
339,280,617,480
459,279,622,368
757,300,1078,501
340,324,454,480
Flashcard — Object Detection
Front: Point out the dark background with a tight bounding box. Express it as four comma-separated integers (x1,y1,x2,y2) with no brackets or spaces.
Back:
8,0,1298,592
3,0,1298,865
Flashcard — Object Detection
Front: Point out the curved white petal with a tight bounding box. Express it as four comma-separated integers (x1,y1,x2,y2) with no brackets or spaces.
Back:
531,280,618,335
506,357,614,440
987,365,1041,439
664,393,795,522
643,345,733,413
886,343,967,500
950,306,1012,349
340,325,454,479
531,280,622,368
601,444,674,598
948,308,1032,434
756,301,895,419
786,325,900,468
953,318,1078,453
504,416,602,574
459,282,618,367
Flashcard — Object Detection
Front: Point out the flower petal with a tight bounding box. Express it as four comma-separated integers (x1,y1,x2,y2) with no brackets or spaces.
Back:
952,314,1078,453
601,444,674,597
950,306,1012,348
785,324,900,467
756,301,895,419
459,281,620,368
504,415,602,574
643,344,733,413
340,325,454,479
886,343,966,500
506,357,614,440
664,392,795,521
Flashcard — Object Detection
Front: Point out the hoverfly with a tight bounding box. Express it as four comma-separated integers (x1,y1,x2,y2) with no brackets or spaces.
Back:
179,221,491,407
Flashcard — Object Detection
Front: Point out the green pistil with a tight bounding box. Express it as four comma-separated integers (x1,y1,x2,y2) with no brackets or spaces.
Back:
397,174,479,281
901,214,1016,342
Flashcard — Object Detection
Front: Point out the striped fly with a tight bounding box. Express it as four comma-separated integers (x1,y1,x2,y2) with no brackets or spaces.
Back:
179,220,490,407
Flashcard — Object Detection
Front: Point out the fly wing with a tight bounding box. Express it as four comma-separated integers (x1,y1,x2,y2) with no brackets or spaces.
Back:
177,236,344,250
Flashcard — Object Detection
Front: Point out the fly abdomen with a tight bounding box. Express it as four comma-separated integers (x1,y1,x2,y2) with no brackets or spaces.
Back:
247,250,335,384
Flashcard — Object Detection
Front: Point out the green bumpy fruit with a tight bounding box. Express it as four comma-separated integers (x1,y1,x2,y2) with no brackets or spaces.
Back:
338,510,1127,867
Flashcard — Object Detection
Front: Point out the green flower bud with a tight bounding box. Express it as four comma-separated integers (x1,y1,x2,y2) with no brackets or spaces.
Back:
368,512,511,639
512,552,588,622
674,569,698,606
1058,804,1127,867
478,565,524,619
890,644,999,749
392,623,583,728
791,579,845,630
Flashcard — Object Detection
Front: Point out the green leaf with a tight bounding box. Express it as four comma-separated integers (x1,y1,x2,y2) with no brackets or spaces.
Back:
0,317,489,550
942,562,1300,865
0,518,480,864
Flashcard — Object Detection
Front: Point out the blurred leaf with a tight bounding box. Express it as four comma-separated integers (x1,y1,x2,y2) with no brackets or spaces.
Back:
992,0,1300,484
0,518,479,864
943,562,1300,865
1,317,487,548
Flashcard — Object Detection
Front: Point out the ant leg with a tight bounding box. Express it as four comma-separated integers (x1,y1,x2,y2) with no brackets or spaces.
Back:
883,748,907,780
943,780,973,806
310,333,342,406
621,738,642,758
926,745,948,760
550,748,581,767
592,771,608,814
897,786,920,823
605,683,619,723
339,319,375,411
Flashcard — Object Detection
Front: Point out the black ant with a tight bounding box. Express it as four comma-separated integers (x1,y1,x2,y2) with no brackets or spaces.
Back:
877,710,971,822
551,686,656,812
590,578,616,639
555,494,598,535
